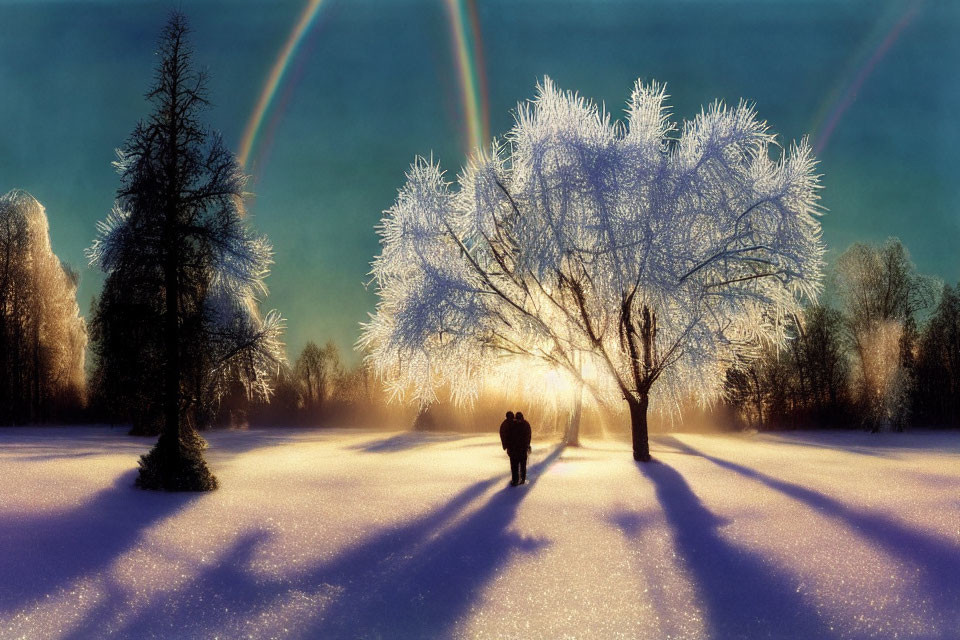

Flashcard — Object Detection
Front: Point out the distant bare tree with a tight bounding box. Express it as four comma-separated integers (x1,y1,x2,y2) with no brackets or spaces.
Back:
725,305,849,430
794,305,849,421
724,351,771,429
914,284,960,427
294,341,343,417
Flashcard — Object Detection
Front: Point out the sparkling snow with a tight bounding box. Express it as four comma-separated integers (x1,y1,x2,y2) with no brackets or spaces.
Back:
1,427,959,639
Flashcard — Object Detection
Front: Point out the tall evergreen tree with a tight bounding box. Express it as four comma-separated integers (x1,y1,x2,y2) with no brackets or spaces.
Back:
88,13,284,490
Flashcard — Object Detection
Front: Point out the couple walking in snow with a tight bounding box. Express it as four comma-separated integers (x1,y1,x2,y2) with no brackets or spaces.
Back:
499,411,532,486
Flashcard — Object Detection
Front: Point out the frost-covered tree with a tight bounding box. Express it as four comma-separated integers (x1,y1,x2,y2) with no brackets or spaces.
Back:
362,78,825,460
833,239,936,431
88,13,284,490
0,190,86,424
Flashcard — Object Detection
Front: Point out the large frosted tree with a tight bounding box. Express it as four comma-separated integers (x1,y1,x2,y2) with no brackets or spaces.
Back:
88,13,284,489
362,78,825,460
0,190,86,423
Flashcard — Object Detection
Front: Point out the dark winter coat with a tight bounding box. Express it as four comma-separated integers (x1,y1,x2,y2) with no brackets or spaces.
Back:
502,419,531,455
499,419,513,451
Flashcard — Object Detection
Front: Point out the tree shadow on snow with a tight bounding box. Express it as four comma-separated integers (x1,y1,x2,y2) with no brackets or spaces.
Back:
201,429,333,457
661,435,960,624
757,435,892,459
346,431,467,453
631,459,835,639
13,451,103,462
607,510,657,537
62,476,497,638
303,443,564,637
93,445,565,638
64,530,275,640
0,469,199,614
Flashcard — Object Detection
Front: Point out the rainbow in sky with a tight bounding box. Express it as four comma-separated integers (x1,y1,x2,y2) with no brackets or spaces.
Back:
443,0,491,154
239,0,492,174
810,0,923,155
242,0,921,171
237,0,328,169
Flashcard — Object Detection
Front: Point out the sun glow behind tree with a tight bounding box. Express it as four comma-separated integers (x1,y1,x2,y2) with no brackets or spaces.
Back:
362,78,825,460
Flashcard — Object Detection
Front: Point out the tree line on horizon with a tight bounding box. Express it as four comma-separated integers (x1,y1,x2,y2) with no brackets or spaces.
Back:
7,191,957,436
723,238,960,432
2,12,960,491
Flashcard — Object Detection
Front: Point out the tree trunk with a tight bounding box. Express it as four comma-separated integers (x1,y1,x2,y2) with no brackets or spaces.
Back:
628,392,651,462
0,309,6,424
32,320,41,423
163,243,180,455
749,367,763,429
412,404,433,431
564,383,583,446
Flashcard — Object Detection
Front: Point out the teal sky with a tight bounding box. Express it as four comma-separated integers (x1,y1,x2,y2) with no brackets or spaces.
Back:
1,0,958,362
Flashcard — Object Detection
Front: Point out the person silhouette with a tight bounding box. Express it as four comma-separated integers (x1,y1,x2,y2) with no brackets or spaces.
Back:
499,411,515,458
505,411,532,486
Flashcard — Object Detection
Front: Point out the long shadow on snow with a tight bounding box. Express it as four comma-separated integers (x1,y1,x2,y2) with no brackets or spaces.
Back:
201,429,463,460
0,470,198,613
106,445,565,639
758,435,891,459
99,449,548,638
63,530,273,640
13,451,103,462
660,435,960,620
634,459,835,639
305,443,565,638
67,476,499,638
200,428,334,456
347,431,467,453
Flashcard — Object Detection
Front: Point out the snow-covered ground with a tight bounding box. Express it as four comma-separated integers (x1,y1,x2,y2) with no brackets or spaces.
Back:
1,427,959,639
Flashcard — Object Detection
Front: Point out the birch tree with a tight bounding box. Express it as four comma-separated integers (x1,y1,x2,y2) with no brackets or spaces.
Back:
362,78,824,460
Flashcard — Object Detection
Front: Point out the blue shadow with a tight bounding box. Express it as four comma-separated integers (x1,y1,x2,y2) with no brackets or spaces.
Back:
347,432,466,453
633,458,834,639
307,444,564,637
0,470,198,614
98,445,564,638
660,435,960,622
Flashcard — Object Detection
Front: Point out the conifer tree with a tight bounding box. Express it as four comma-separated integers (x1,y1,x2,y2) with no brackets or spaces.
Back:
89,13,284,490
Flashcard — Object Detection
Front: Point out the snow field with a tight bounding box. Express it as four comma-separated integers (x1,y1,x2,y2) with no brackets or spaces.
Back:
1,427,959,639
